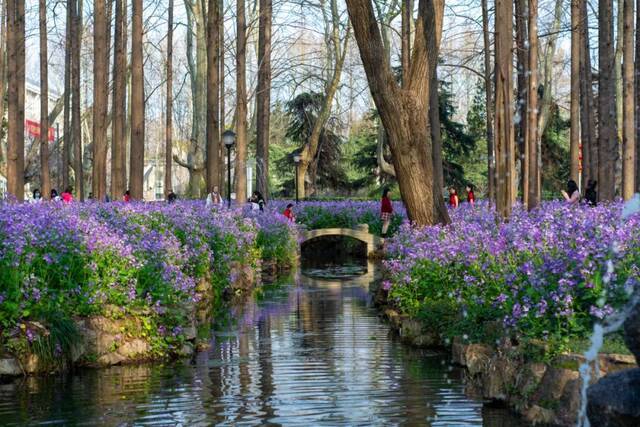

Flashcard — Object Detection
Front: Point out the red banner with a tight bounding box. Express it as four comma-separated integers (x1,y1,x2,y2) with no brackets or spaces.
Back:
25,119,55,142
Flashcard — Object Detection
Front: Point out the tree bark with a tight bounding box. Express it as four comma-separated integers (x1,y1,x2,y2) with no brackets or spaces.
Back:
218,0,226,194
6,0,25,200
71,0,83,200
0,5,6,177
636,0,640,192
599,0,618,200
527,0,540,210
345,0,448,225
616,0,625,146
39,0,51,199
206,0,220,193
481,0,495,204
401,0,411,85
494,0,516,217
515,0,528,204
111,0,127,199
622,0,635,199
581,0,597,185
165,0,174,195
235,0,247,204
570,0,580,184
130,0,145,199
92,0,108,200
537,0,562,134
255,0,272,199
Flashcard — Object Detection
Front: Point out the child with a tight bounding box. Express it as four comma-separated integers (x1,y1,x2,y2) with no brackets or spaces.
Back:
30,189,42,203
465,184,475,206
380,188,393,238
50,189,61,202
123,190,131,202
283,203,295,221
449,187,459,208
206,186,223,207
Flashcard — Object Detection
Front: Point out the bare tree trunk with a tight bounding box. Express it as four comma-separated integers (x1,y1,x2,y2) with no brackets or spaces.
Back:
599,0,618,200
92,0,108,200
6,0,25,200
0,5,6,177
581,0,597,185
346,0,448,225
636,0,640,192
622,0,635,199
39,0,51,198
235,0,247,204
527,0,540,210
62,0,72,191
71,0,83,200
481,0,495,204
494,0,516,217
616,0,624,145
255,0,272,199
401,0,411,85
570,0,580,184
130,0,145,199
515,0,528,204
111,0,127,198
537,0,562,134
206,0,220,193
165,0,173,195
218,0,226,194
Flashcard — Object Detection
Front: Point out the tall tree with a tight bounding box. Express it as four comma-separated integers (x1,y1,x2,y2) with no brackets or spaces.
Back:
636,0,640,191
6,0,25,200
206,0,220,193
255,0,272,199
296,0,349,198
599,0,617,200
39,0,51,198
0,6,7,177
218,0,226,193
62,0,72,191
235,0,247,204
515,0,528,203
111,0,127,199
481,0,495,204
130,0,145,199
165,0,174,195
580,0,597,184
622,0,635,199
527,0,540,209
71,0,83,200
570,0,580,184
92,0,109,200
494,0,516,217
345,0,448,225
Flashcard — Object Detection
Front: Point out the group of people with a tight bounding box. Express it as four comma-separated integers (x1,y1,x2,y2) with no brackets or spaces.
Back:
562,179,597,206
448,185,475,208
28,188,178,204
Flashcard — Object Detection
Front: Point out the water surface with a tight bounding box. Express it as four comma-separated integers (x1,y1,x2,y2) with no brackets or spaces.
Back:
0,266,526,426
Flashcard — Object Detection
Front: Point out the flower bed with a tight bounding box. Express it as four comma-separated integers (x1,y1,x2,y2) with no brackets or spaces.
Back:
383,201,640,356
0,201,298,371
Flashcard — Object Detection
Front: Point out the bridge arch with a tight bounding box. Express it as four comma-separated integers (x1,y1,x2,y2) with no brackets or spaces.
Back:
300,225,383,257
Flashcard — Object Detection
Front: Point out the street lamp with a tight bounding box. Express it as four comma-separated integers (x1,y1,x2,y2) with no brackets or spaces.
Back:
293,154,301,204
223,130,236,208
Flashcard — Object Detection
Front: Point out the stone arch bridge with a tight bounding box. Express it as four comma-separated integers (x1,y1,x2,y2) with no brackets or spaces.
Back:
300,224,383,257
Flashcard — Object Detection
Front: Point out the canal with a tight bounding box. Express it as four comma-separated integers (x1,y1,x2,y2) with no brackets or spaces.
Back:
0,257,526,425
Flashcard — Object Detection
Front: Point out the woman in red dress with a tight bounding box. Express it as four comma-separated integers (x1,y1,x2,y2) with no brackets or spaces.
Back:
380,188,393,238
465,184,475,206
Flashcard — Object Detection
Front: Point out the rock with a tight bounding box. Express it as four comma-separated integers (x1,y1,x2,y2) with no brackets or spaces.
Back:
464,344,493,375
524,405,555,425
399,318,439,347
451,336,466,366
483,356,517,400
176,343,194,357
96,332,118,354
587,368,640,426
623,305,640,364
183,325,197,341
116,339,150,358
531,367,579,404
23,354,41,374
515,362,547,401
556,378,581,426
98,352,126,366
0,358,22,376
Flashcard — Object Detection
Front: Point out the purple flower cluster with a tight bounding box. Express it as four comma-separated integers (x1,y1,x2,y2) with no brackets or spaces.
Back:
384,200,640,348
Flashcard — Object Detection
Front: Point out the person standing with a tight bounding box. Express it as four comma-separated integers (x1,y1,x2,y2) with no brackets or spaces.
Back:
283,203,295,222
449,187,459,208
380,188,393,238
50,189,61,202
465,184,475,206
61,187,74,203
561,180,580,205
123,190,131,202
206,186,223,207
30,189,42,203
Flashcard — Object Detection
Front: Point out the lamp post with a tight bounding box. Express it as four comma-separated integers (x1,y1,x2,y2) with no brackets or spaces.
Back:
223,130,236,208
293,154,301,204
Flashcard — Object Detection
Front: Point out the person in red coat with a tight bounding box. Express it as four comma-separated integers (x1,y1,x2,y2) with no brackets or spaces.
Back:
380,188,393,238
465,184,475,206
123,190,131,202
449,187,459,208
283,203,295,222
